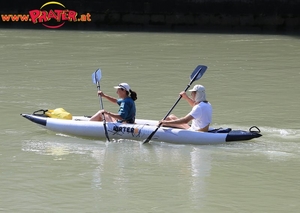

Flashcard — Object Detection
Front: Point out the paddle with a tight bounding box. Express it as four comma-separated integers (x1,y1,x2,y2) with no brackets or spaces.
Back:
92,69,110,142
142,65,207,144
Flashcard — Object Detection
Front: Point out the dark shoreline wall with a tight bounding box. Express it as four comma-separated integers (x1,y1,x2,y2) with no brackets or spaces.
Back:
1,0,300,32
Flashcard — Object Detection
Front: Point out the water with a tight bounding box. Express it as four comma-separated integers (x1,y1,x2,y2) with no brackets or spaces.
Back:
1,29,300,212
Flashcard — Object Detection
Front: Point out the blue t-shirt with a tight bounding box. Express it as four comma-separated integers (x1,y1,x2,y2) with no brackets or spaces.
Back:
117,97,136,123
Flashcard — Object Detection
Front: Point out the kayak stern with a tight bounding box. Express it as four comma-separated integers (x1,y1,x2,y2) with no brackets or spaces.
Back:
225,130,262,142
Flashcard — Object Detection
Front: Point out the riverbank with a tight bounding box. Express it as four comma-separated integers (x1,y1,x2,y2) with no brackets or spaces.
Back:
1,0,299,32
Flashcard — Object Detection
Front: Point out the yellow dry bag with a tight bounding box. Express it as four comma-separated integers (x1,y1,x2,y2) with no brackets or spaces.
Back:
45,108,72,120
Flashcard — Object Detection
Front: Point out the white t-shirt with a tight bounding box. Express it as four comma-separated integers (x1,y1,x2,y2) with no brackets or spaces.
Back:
188,102,212,131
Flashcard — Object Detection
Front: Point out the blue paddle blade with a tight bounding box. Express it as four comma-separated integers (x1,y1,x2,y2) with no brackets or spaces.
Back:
92,68,102,84
190,65,207,81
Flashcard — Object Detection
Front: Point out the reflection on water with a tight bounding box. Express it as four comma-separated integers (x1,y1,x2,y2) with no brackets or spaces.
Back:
91,148,107,189
21,137,213,205
189,147,211,208
11,122,300,212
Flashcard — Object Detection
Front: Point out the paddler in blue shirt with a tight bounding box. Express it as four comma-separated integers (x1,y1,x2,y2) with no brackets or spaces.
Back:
90,83,137,124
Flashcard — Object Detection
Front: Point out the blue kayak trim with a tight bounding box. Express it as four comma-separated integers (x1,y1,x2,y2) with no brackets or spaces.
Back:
21,114,47,126
225,130,262,142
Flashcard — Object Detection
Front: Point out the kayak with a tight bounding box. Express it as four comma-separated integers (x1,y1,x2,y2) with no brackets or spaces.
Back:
20,113,262,145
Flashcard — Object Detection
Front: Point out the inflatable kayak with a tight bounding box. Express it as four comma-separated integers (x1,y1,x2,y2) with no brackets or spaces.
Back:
20,112,262,145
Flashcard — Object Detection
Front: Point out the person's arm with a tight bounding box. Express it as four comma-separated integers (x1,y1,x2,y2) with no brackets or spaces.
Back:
161,114,193,126
98,91,117,104
180,92,195,107
105,111,122,120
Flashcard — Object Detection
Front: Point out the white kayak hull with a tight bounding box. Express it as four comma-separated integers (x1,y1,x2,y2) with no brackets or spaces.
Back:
20,114,262,145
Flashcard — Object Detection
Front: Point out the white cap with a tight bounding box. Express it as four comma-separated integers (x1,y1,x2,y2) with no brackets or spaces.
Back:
189,84,205,92
114,83,130,92
189,84,207,102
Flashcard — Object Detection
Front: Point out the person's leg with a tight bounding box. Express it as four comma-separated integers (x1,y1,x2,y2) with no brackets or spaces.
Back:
90,110,116,122
89,110,103,121
165,114,178,121
198,124,209,132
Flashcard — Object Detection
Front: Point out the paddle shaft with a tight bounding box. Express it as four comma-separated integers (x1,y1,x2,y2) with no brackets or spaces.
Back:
97,83,105,110
95,76,110,142
143,68,203,143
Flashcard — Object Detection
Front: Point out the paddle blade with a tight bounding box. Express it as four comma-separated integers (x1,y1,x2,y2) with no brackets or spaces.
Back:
190,65,207,81
92,68,102,84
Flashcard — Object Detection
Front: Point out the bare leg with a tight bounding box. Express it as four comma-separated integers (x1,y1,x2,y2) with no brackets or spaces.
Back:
90,110,116,122
198,124,209,132
165,114,178,121
162,114,190,129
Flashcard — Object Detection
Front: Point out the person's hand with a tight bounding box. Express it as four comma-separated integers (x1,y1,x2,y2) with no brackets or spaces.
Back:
97,91,105,97
158,120,166,127
99,109,106,114
180,91,188,100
